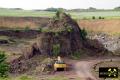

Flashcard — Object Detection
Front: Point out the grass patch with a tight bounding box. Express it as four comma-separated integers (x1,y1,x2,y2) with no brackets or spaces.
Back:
71,51,81,60
0,36,9,41
0,8,120,19
48,76,68,80
19,76,33,80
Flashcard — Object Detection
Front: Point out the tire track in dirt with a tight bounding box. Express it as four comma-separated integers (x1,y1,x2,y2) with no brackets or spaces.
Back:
74,58,120,80
75,61,97,80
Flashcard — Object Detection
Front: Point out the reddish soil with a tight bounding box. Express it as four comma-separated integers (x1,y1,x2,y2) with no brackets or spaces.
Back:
1,17,120,34
78,19,120,34
0,17,49,29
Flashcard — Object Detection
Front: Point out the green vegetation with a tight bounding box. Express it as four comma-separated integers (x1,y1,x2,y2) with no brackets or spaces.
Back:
0,8,120,19
0,36,9,41
19,76,32,80
13,27,21,32
52,44,60,56
24,26,30,31
0,75,33,80
80,28,87,40
54,32,59,37
56,9,64,18
68,11,120,19
44,8,66,12
92,16,95,19
38,27,42,32
0,75,80,80
0,8,55,17
48,76,68,80
65,26,73,32
71,51,81,60
53,9,64,20
0,51,9,77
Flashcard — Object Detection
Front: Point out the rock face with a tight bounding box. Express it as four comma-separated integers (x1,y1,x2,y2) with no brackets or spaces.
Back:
0,30,41,38
35,13,85,56
35,13,107,56
88,33,120,55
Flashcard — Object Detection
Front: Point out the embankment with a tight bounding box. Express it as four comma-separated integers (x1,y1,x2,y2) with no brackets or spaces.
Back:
78,19,120,34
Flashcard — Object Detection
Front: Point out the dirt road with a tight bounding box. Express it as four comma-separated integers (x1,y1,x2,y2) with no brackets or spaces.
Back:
73,57,120,80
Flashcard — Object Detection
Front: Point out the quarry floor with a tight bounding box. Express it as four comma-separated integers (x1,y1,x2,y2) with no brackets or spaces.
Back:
7,56,119,80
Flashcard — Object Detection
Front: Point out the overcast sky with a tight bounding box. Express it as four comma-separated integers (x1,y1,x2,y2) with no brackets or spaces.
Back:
0,0,120,10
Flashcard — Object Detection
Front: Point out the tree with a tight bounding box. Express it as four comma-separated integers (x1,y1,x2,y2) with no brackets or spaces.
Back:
0,51,9,77
114,6,120,10
99,16,102,19
92,16,95,19
56,8,64,18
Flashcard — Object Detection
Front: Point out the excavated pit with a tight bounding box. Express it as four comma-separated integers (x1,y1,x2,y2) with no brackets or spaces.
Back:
2,12,109,73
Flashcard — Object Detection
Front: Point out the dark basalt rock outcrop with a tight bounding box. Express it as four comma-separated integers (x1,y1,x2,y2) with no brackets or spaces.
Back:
35,13,84,56
34,12,107,56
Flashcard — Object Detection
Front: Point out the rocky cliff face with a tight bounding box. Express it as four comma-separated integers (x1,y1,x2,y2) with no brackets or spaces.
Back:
35,12,108,56
35,13,85,56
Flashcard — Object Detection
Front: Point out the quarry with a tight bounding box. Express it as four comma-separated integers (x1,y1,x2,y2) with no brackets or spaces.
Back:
0,10,119,80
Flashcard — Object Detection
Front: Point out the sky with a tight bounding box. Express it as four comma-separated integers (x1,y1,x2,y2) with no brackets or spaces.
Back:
0,0,120,10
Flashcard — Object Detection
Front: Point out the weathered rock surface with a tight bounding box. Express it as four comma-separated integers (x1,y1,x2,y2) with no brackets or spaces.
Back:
88,33,120,55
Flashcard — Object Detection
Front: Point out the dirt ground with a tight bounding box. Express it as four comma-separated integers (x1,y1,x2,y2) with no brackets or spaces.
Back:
21,56,120,80
78,19,120,34
46,56,120,80
1,17,120,35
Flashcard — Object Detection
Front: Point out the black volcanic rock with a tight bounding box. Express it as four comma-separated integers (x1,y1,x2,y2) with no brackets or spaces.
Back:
35,12,85,56
34,12,108,56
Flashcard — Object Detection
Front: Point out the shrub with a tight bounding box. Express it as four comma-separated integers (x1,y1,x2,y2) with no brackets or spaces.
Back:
71,51,81,60
52,44,60,56
80,28,87,40
0,51,9,77
14,29,20,33
54,32,59,37
24,26,30,31
64,25,73,32
92,16,95,19
20,75,32,80
55,9,64,19
67,13,71,17
99,16,102,19
66,26,73,32
102,17,105,19
38,27,42,32
14,27,20,32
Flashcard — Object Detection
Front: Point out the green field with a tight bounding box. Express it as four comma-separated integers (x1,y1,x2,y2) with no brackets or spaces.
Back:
0,8,55,17
0,8,120,19
69,11,120,19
